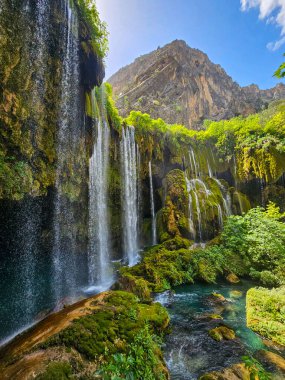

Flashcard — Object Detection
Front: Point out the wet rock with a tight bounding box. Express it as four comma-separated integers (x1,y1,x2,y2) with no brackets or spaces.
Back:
257,350,285,374
226,273,240,284
208,314,223,320
199,363,251,380
208,326,236,341
229,290,243,299
262,339,285,355
206,292,227,304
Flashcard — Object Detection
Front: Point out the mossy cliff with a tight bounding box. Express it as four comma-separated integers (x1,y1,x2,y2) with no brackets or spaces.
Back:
0,0,105,201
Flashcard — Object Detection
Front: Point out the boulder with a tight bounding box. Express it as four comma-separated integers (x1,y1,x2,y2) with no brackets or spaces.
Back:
208,326,236,341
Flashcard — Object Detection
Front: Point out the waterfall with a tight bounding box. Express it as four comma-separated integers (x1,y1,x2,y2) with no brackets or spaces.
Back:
33,0,49,101
213,178,232,217
189,148,200,177
121,126,139,266
88,88,112,290
149,161,157,245
217,204,224,228
52,0,81,303
185,148,234,242
207,160,213,178
185,176,196,240
193,189,202,241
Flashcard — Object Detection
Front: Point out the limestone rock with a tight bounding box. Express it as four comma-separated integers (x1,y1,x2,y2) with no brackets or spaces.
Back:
108,40,285,129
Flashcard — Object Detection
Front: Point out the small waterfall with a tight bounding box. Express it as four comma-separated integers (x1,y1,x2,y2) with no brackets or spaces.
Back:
88,88,112,290
185,176,196,240
193,188,202,241
149,161,157,245
213,178,232,217
217,204,223,228
121,126,139,266
186,148,234,242
207,160,213,178
189,148,200,177
52,0,81,303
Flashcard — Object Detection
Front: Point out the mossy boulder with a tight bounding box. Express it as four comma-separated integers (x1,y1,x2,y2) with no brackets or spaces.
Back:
208,326,236,341
118,237,195,299
199,363,252,380
229,290,243,299
0,291,170,379
207,292,227,304
226,273,240,284
156,169,191,242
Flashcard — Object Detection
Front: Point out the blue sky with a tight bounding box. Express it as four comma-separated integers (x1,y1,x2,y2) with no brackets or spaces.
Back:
96,0,285,89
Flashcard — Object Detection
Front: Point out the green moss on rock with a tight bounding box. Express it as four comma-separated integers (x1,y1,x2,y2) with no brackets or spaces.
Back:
208,326,236,341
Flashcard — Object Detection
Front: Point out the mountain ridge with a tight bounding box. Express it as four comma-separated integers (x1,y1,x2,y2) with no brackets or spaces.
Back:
108,40,285,129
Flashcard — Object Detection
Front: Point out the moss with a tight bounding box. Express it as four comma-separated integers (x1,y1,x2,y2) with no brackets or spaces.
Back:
44,291,169,360
35,362,74,380
246,286,285,346
156,169,191,242
208,326,236,341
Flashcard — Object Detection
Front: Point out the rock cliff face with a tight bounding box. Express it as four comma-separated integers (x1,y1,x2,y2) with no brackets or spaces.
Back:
108,40,285,129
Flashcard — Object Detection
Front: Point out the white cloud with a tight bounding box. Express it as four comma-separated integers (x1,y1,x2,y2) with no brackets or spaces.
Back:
241,0,285,50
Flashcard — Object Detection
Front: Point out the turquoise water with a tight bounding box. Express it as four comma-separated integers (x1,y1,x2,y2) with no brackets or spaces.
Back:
156,280,282,379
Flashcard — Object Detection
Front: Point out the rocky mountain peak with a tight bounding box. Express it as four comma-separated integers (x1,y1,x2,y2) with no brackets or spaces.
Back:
108,40,285,129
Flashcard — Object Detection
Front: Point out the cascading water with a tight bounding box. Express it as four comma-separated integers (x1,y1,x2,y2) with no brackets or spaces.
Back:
186,148,232,242
52,0,81,304
121,126,139,266
213,178,232,217
217,204,223,228
185,177,196,240
149,161,157,245
88,88,112,290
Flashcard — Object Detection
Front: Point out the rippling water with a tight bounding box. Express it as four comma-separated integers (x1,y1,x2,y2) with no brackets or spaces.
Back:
156,281,284,379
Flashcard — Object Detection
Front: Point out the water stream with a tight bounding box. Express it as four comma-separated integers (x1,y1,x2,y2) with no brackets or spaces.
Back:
156,281,284,379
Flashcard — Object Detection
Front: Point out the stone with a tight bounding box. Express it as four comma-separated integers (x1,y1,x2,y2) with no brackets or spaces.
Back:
109,40,285,129
208,326,236,341
226,273,240,284
199,363,252,380
257,350,285,374
229,290,243,299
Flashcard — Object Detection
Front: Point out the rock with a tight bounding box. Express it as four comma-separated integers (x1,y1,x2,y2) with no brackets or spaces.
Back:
199,363,251,380
208,314,223,320
108,40,285,129
229,290,243,299
262,339,285,355
226,273,240,284
257,350,285,374
208,326,236,341
208,292,227,303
